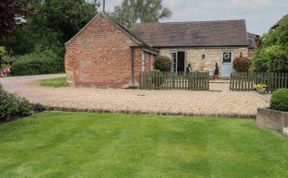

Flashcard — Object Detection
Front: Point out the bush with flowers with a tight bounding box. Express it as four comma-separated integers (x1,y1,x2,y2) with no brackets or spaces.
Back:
0,47,34,121
0,47,11,78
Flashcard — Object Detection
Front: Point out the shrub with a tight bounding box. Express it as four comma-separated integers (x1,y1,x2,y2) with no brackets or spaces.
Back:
233,56,251,72
150,70,164,87
10,50,64,76
155,56,172,72
251,16,288,73
270,89,288,112
251,45,288,73
0,87,33,121
214,63,219,75
251,50,269,72
33,103,46,113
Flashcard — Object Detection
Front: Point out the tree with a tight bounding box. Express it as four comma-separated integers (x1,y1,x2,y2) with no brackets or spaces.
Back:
251,16,288,72
3,0,98,56
0,0,33,41
112,0,172,27
29,0,97,50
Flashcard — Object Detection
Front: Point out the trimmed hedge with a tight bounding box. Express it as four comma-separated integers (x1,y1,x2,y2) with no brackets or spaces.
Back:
233,57,250,72
155,56,172,72
270,89,288,112
10,51,64,76
0,85,33,121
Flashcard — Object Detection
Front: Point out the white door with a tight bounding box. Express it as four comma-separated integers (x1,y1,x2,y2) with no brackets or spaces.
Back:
221,51,233,77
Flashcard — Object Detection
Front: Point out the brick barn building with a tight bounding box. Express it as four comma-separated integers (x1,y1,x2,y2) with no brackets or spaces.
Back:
65,13,158,88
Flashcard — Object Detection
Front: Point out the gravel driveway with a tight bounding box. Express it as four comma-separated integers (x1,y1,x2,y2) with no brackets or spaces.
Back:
0,74,269,117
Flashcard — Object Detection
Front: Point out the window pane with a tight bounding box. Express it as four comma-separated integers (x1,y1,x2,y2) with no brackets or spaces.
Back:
172,53,177,72
223,52,232,63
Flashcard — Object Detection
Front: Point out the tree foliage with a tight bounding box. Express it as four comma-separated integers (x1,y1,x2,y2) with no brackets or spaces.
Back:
112,0,172,27
30,0,97,44
3,0,97,56
251,16,288,72
0,0,33,41
26,0,97,56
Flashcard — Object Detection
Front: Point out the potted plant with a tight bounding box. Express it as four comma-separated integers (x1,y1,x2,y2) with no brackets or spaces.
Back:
214,63,219,80
253,83,267,94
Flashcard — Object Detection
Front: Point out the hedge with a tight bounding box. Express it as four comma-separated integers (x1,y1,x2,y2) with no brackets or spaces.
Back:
270,88,288,112
10,51,64,76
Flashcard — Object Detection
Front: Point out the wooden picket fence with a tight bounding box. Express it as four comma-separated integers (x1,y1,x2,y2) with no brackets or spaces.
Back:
140,71,210,91
230,72,288,92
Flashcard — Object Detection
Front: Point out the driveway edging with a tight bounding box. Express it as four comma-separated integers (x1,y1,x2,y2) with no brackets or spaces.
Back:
45,106,256,119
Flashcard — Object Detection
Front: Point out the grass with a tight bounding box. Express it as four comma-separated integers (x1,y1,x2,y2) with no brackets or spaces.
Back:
0,112,288,178
39,77,67,87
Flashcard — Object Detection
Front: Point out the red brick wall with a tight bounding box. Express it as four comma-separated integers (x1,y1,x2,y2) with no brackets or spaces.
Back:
65,14,155,88
133,49,155,82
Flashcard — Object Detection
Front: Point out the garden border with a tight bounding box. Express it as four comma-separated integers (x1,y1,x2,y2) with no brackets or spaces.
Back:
45,106,256,119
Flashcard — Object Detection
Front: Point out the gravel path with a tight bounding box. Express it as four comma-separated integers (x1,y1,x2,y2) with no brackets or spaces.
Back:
0,74,269,117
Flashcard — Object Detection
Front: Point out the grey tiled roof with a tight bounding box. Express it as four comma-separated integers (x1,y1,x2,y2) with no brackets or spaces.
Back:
130,20,249,47
248,32,260,49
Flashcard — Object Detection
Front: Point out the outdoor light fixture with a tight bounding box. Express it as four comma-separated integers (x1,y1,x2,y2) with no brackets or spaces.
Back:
202,54,206,59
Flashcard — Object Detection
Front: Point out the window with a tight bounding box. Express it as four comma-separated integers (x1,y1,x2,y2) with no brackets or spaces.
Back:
172,52,177,72
223,52,232,63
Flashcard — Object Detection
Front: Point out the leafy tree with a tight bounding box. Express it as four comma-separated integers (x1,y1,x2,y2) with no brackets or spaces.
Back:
0,0,33,41
251,16,288,72
112,0,172,27
26,0,97,56
4,28,36,55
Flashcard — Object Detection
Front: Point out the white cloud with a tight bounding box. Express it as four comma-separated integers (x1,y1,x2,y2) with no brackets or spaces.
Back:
163,0,182,7
233,0,271,6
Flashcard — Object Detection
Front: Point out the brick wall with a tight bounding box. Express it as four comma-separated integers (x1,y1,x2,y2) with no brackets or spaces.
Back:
134,49,155,82
65,14,154,88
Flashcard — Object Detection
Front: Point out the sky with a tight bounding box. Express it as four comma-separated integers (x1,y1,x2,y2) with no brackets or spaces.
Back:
103,0,288,35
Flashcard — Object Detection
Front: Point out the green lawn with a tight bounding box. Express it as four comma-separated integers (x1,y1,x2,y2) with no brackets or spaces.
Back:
40,77,67,87
0,112,288,178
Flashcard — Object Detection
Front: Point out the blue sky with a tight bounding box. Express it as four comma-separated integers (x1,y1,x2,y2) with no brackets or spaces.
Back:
104,0,288,35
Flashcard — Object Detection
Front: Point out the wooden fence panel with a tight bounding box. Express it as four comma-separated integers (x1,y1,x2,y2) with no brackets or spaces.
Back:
230,72,288,92
140,71,210,91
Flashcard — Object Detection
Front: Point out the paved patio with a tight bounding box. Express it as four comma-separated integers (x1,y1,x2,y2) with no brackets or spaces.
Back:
0,74,270,117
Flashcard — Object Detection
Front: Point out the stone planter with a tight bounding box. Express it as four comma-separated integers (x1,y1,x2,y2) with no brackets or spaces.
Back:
256,108,288,132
